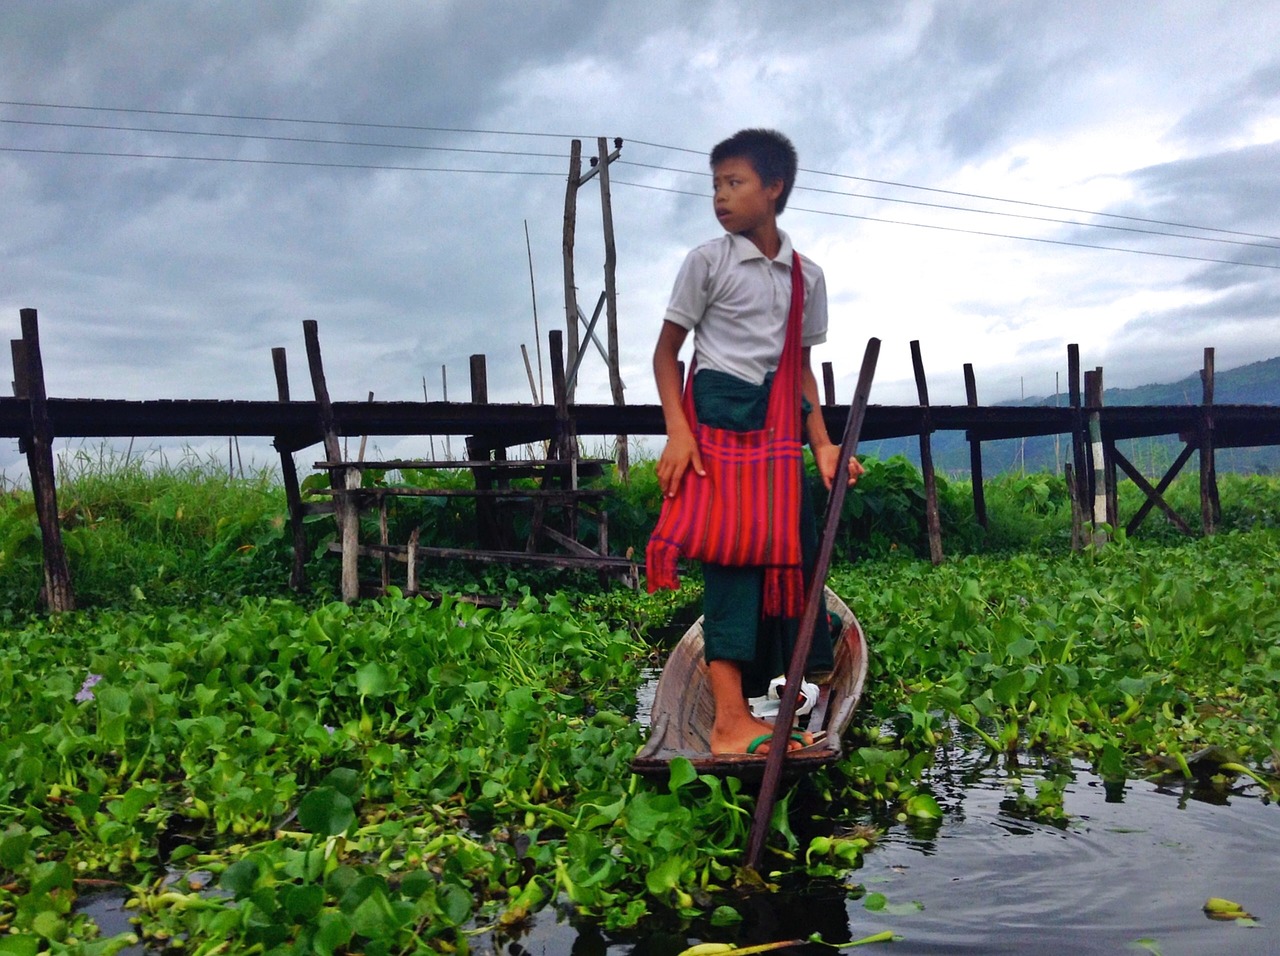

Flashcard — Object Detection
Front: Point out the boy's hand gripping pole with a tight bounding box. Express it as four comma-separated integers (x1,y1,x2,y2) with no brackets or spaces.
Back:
744,337,881,871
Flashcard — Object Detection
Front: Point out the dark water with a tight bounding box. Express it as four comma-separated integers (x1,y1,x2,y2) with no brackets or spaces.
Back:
487,758,1277,955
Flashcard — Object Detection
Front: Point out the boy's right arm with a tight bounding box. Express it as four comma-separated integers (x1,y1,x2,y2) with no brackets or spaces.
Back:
653,320,704,498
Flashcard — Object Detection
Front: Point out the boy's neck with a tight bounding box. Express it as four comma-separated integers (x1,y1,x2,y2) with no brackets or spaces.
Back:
741,221,782,259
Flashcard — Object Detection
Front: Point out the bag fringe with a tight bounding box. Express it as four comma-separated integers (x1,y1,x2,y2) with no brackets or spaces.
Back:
646,535,682,593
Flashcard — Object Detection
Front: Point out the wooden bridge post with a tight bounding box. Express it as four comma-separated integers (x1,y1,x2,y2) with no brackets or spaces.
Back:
963,363,987,530
1067,345,1087,550
1084,368,1108,547
910,341,943,564
468,353,507,550
16,309,75,612
304,320,359,602
1200,347,1219,535
271,347,309,591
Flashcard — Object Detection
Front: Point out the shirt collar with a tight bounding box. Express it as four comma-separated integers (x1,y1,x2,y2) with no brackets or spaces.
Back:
728,229,794,265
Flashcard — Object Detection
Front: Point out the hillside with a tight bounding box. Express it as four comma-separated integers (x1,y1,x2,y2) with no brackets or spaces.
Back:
861,356,1280,476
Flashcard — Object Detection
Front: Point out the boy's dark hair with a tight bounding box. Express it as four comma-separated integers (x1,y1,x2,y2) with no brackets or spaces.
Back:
710,128,799,214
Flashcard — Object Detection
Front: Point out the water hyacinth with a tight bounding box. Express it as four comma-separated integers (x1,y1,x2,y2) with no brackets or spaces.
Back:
74,673,103,702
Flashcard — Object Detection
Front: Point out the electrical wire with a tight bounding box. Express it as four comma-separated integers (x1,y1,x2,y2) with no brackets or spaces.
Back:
4,98,1278,263
612,179,1280,271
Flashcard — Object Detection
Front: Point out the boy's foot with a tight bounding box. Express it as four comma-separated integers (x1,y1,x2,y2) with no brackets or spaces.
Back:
710,715,813,755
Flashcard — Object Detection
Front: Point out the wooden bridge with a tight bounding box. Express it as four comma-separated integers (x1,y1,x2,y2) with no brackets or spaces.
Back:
7,308,1279,610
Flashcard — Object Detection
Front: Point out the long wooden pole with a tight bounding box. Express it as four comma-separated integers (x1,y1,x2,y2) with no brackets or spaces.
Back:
744,337,880,870
18,309,75,612
562,140,582,405
597,136,628,480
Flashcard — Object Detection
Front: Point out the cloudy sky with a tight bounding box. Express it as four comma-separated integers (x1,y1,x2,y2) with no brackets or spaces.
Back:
3,1,1279,471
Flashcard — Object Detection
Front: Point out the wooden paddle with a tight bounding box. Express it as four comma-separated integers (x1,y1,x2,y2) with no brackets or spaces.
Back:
744,337,881,869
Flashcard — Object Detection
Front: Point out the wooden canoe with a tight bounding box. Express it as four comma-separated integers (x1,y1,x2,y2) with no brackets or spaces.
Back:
632,588,868,778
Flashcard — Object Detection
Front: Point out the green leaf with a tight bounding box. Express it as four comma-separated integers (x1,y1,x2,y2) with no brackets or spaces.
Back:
709,905,742,926
355,662,391,697
905,792,942,819
667,756,698,792
0,825,33,869
298,786,356,836
285,883,325,922
0,937,39,956
220,858,260,899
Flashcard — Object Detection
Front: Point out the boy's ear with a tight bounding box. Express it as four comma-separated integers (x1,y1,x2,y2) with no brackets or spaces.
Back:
765,178,785,203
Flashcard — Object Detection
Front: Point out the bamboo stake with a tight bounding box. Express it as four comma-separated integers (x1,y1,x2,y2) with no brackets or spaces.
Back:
744,337,880,870
524,219,545,404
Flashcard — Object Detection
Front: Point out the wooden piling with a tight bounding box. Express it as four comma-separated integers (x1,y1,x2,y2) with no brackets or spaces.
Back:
271,346,309,590
1200,347,1219,535
1084,369,1108,546
304,320,359,602
963,363,987,530
821,361,836,407
17,309,75,612
910,341,943,565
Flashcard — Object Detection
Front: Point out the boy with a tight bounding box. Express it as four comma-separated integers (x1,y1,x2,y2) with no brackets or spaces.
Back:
652,128,863,756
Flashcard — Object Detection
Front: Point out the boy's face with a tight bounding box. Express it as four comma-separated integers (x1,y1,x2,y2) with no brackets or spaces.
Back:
712,156,783,237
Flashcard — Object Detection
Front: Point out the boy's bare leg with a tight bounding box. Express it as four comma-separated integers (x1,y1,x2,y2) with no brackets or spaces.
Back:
707,659,810,755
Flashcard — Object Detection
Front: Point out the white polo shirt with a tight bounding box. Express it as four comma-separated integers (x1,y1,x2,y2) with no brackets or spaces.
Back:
663,230,828,386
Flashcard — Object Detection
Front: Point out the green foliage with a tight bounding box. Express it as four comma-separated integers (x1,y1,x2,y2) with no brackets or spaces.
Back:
830,527,1280,796
0,448,320,617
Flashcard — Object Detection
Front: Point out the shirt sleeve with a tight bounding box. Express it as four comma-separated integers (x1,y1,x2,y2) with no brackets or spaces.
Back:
663,247,711,331
802,261,829,347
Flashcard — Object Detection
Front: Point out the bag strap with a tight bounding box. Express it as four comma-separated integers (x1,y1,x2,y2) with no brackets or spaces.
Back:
679,251,806,432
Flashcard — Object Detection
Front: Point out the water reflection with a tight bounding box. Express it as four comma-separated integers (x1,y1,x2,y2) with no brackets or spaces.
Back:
489,743,1278,955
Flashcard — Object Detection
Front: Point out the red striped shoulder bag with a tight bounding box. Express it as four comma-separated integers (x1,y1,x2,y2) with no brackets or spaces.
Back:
646,252,806,618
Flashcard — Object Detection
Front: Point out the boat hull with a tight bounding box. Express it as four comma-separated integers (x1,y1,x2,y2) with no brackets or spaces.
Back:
631,588,868,779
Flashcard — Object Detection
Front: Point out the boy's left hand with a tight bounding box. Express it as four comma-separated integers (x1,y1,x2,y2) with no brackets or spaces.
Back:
814,443,864,491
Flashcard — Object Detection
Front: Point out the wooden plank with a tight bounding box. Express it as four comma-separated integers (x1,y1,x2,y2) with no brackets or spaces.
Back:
310,486,610,500
334,541,635,572
310,458,610,472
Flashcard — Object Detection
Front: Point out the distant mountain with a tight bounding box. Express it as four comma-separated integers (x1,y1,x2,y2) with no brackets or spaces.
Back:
860,356,1280,476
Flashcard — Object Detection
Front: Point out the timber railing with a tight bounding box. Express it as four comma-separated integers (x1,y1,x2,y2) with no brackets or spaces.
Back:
7,308,1280,611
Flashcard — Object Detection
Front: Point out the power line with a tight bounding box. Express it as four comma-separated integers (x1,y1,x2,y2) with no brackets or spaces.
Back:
11,99,1274,244
612,179,1280,271
0,99,590,141
0,118,567,159
0,145,564,178
6,99,1279,258
618,159,1280,250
